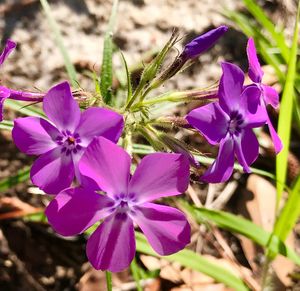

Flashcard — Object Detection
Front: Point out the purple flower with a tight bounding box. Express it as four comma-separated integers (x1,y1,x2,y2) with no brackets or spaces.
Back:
46,137,191,272
182,25,228,60
246,38,282,153
12,82,124,194
0,40,44,121
186,62,266,183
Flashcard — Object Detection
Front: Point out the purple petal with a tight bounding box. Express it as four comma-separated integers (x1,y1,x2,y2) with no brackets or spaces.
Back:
247,38,263,83
0,39,16,67
183,26,228,59
12,117,59,155
129,153,189,203
132,202,190,255
266,113,283,154
31,147,74,194
240,85,261,114
43,82,80,132
186,102,228,145
262,85,279,109
76,107,124,147
244,103,267,128
201,137,235,183
0,86,11,121
79,137,130,198
46,186,114,236
234,129,259,173
219,62,245,113
86,213,135,272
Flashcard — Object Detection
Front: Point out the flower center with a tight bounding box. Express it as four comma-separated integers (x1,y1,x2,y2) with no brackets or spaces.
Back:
55,130,82,156
113,193,137,219
228,111,244,136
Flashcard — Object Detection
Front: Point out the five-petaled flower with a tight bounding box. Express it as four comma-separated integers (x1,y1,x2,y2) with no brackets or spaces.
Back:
186,62,266,183
12,81,124,194
46,137,191,272
246,37,282,153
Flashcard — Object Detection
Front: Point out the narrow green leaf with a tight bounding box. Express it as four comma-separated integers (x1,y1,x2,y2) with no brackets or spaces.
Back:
181,202,300,266
242,0,290,62
0,120,13,130
273,175,300,242
132,144,275,180
135,232,249,291
276,4,300,206
0,167,30,192
100,0,119,105
120,51,133,104
40,0,78,87
105,271,112,291
130,257,143,291
5,99,45,117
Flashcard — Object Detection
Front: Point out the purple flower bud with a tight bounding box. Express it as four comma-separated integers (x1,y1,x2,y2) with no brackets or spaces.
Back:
182,25,228,60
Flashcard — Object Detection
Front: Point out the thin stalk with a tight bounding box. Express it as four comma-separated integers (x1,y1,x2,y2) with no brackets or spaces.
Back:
105,271,112,291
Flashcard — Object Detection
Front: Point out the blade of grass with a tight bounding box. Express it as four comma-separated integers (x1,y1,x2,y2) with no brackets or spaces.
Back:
276,3,300,208
0,167,30,192
130,257,143,291
40,0,78,87
120,51,133,104
0,120,13,130
180,202,300,266
5,99,45,117
135,232,249,291
132,144,276,180
100,0,119,105
242,0,289,62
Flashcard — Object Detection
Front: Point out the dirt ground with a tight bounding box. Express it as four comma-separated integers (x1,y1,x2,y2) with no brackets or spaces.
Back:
0,0,298,290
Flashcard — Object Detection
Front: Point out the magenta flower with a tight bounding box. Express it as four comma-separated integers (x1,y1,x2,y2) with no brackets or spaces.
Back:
186,62,266,183
46,137,191,272
12,82,124,194
0,39,44,121
246,38,282,153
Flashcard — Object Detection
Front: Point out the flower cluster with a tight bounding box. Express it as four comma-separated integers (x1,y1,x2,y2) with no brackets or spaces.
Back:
1,26,282,273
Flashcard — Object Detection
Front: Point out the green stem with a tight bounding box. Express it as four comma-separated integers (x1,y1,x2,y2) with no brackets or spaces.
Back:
105,271,112,291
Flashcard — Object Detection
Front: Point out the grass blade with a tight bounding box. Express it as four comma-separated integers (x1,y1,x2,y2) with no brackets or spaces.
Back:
0,120,13,130
120,51,133,104
276,3,300,206
242,0,290,62
0,167,30,192
5,99,45,117
40,0,78,87
181,202,300,266
100,0,119,105
130,257,143,291
135,232,249,291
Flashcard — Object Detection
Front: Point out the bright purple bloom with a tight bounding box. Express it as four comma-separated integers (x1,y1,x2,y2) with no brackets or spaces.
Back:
182,25,228,60
186,62,266,183
0,39,44,121
246,38,282,153
12,82,124,194
46,137,191,272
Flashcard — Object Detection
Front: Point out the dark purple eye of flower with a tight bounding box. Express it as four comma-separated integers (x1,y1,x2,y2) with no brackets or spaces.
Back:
227,110,244,136
56,130,82,156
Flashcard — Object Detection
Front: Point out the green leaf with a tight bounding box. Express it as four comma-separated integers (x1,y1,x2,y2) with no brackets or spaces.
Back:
105,271,112,291
132,144,275,180
0,167,30,192
276,3,300,206
40,0,78,87
135,232,249,291
0,120,13,130
180,202,300,266
100,0,119,105
273,175,300,243
242,0,290,62
120,51,133,104
5,99,45,117
130,257,143,291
